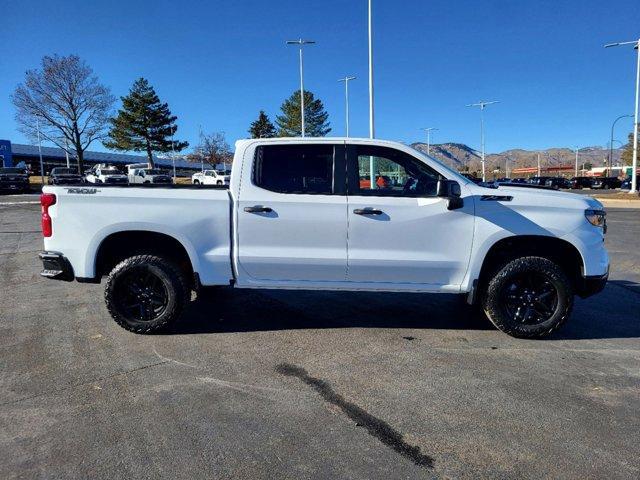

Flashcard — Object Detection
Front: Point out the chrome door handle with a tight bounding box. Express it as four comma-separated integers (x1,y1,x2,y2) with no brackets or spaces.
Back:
353,208,383,215
244,206,273,213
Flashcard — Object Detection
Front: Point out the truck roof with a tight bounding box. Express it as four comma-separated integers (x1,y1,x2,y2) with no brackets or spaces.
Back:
234,137,409,149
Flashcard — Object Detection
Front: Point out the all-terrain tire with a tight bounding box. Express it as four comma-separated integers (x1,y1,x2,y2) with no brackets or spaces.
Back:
104,254,189,334
481,256,573,339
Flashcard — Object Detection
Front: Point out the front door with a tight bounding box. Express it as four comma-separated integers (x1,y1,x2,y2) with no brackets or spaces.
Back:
346,144,474,290
236,143,348,285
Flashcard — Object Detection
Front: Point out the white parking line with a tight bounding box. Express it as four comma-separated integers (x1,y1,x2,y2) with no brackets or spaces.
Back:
0,201,40,205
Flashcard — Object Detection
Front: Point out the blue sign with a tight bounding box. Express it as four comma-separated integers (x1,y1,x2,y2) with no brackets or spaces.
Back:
0,140,12,167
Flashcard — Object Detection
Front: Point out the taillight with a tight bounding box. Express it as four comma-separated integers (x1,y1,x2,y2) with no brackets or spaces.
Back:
41,193,56,237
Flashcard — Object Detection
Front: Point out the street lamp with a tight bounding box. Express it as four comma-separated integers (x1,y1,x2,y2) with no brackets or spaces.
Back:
368,0,375,139
35,116,45,186
286,39,315,137
338,76,356,137
605,39,640,193
609,114,633,176
466,100,499,182
420,127,438,155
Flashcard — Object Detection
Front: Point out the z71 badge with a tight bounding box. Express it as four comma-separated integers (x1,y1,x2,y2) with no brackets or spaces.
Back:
66,187,99,194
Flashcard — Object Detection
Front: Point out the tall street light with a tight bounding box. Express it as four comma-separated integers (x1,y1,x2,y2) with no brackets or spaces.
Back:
574,146,580,177
286,39,315,138
467,100,499,181
605,39,640,193
609,114,633,175
368,0,375,139
35,116,45,186
420,127,438,155
338,76,356,137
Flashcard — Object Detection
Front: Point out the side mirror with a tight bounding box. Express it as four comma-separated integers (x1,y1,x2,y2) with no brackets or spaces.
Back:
437,179,464,210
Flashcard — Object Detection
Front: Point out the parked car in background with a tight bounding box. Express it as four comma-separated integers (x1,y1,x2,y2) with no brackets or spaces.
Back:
192,169,231,185
510,178,527,184
591,177,622,190
85,165,129,184
620,175,640,191
359,175,392,189
569,177,593,189
39,137,609,339
545,177,571,190
126,164,173,184
0,167,30,193
48,167,84,185
527,176,553,187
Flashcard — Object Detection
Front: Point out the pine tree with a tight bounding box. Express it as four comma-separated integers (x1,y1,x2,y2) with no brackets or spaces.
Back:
104,78,188,167
276,90,331,137
249,110,277,138
621,126,639,166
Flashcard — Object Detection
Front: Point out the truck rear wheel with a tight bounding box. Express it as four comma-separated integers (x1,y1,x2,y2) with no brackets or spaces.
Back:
481,256,573,339
104,254,189,333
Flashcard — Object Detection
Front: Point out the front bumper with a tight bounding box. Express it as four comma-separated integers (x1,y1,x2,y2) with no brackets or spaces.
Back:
577,267,609,298
39,251,74,281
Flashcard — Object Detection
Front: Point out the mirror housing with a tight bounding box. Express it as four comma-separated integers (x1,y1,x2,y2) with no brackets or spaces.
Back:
437,180,464,210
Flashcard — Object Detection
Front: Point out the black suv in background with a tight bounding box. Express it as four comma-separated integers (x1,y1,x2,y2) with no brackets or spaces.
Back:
49,167,84,185
569,177,593,189
544,177,571,190
527,176,553,186
621,175,639,190
591,177,622,189
0,167,30,193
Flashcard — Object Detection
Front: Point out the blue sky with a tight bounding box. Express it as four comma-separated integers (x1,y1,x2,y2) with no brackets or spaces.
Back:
0,0,638,154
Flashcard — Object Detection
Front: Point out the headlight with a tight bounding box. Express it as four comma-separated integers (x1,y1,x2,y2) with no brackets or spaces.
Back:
585,209,606,231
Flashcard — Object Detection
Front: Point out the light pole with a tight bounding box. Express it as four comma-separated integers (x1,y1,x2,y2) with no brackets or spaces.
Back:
170,128,177,183
574,146,580,177
420,127,438,155
286,39,315,137
338,76,356,137
368,0,375,139
537,153,541,177
605,39,640,193
466,100,499,182
609,114,633,176
36,116,45,186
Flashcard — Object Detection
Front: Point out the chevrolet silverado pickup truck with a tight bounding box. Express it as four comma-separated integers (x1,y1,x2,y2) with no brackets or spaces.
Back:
38,138,609,338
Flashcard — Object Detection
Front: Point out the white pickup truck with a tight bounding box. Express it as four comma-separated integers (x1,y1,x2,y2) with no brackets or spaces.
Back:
39,138,609,338
126,163,173,185
192,169,231,185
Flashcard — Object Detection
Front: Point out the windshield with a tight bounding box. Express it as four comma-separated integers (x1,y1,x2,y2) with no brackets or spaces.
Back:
216,170,231,175
52,168,76,175
145,169,164,175
102,167,121,173
406,145,471,185
0,168,25,174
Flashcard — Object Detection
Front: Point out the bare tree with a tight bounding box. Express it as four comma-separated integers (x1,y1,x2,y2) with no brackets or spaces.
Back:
12,54,115,173
188,132,233,168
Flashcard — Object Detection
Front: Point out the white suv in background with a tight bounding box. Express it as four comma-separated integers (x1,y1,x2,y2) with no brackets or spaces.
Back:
192,169,231,185
126,164,173,184
85,165,129,184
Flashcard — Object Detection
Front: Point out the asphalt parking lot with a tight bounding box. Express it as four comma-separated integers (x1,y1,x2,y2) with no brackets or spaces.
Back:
1,194,639,479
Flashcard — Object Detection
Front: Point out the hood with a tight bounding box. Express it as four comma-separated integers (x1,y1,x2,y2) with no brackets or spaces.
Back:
470,184,603,211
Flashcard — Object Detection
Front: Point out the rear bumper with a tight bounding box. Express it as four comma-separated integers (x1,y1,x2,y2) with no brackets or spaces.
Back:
39,251,74,281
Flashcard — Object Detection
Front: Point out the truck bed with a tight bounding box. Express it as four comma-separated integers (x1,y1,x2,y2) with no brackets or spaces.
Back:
42,185,233,285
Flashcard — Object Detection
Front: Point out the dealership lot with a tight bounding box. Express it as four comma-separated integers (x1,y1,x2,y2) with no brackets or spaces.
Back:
1,197,638,479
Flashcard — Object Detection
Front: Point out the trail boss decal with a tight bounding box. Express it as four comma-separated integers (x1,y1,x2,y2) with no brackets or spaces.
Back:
66,187,99,194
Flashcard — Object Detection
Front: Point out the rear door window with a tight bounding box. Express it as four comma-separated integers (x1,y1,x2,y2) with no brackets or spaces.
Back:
254,144,338,194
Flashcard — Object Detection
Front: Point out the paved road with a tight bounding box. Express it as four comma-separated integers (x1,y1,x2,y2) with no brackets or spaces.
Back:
1,200,638,479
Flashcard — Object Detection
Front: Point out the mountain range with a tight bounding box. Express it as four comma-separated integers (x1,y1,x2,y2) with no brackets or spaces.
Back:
411,143,624,176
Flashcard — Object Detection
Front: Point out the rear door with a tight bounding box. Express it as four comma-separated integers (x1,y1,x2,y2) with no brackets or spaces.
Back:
236,143,348,285
346,144,474,290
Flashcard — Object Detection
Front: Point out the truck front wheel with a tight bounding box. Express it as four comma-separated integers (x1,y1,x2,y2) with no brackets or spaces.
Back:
104,255,189,333
481,256,573,339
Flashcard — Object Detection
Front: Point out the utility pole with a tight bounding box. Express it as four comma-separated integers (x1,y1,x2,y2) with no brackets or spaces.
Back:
36,116,45,186
420,128,438,155
605,39,640,193
537,153,541,177
286,39,315,137
338,76,356,137
575,147,579,177
170,128,176,183
368,0,375,139
467,100,499,182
